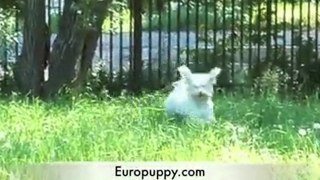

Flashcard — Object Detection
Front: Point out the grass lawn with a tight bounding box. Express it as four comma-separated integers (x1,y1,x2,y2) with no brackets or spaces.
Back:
0,92,320,178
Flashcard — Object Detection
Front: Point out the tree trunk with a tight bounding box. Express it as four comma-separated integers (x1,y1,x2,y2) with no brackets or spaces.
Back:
69,29,99,92
129,0,143,95
69,3,111,92
43,0,112,98
13,0,48,97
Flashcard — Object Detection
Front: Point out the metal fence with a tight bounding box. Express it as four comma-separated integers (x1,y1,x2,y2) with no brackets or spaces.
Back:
1,0,320,92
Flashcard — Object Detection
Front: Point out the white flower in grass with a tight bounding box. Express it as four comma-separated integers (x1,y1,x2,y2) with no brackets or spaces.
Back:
298,129,307,136
307,128,312,134
273,124,283,129
0,132,6,141
313,123,320,130
237,127,246,134
2,142,12,149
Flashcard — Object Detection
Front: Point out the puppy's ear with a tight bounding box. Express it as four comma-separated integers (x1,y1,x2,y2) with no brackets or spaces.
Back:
177,65,192,79
208,67,221,84
172,80,180,87
209,67,221,77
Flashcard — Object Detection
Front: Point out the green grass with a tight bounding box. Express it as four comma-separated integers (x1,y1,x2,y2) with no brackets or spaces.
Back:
0,92,320,178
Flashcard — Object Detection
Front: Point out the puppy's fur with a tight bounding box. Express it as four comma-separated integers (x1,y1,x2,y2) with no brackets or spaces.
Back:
164,65,221,124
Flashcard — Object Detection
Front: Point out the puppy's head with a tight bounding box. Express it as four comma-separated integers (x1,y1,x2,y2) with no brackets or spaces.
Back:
178,65,221,100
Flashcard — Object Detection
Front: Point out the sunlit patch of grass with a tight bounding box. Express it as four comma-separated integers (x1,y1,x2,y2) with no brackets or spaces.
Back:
0,92,319,179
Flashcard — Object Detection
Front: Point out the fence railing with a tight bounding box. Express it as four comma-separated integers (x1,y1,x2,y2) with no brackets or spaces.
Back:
1,0,320,93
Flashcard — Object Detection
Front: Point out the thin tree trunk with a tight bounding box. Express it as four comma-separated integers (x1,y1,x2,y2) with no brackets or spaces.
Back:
43,0,112,98
70,2,111,92
13,0,48,97
70,30,98,92
43,0,87,97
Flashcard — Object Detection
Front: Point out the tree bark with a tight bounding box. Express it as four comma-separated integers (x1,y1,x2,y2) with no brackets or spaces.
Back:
129,0,143,95
70,2,111,92
13,0,48,97
43,0,112,98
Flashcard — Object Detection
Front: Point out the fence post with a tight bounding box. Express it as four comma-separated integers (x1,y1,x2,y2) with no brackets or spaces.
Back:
129,0,143,94
266,0,272,63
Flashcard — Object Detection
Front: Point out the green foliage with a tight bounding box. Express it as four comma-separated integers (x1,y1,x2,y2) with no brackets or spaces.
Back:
85,62,125,97
0,10,19,94
250,37,320,97
0,10,17,46
84,60,179,97
0,63,17,94
0,0,22,11
253,67,285,95
99,1,319,32
102,9,132,33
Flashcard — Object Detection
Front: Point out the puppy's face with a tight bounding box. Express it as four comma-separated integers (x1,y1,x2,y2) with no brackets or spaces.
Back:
177,65,221,100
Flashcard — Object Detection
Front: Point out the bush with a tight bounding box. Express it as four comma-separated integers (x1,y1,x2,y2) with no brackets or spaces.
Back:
250,37,320,98
0,10,18,95
85,60,180,97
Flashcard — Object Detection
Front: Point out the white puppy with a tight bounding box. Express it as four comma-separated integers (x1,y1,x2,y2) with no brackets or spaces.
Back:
164,65,221,124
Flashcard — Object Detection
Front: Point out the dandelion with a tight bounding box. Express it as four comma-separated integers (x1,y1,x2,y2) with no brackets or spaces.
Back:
298,129,307,136
313,123,320,130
